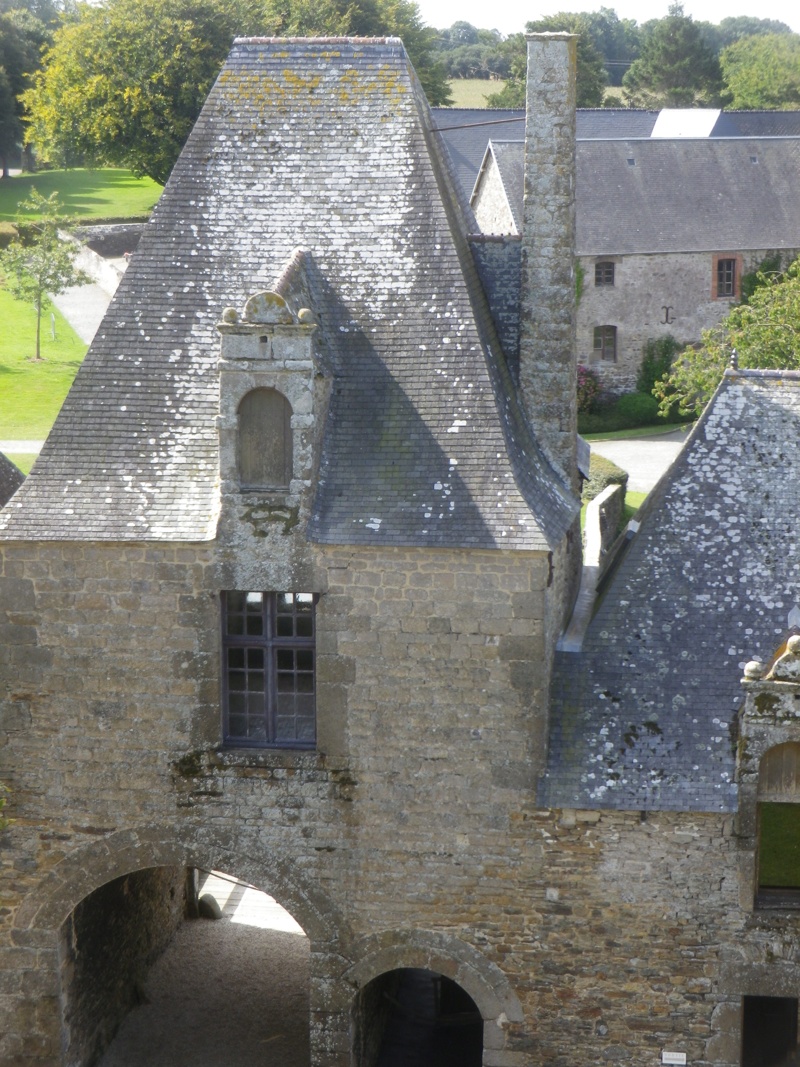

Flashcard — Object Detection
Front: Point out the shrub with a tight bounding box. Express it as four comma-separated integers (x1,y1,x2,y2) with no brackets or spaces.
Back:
582,452,628,504
637,335,682,396
577,364,601,413
615,391,659,426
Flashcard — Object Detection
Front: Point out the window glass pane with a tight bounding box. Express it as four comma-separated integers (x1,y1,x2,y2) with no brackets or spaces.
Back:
229,693,246,716
227,614,244,636
246,648,264,670
297,673,314,693
227,591,246,612
228,648,245,669
246,718,267,742
297,650,313,672
247,692,265,716
228,715,247,738
228,670,247,691
296,616,313,637
277,615,294,637
276,648,295,671
277,672,295,693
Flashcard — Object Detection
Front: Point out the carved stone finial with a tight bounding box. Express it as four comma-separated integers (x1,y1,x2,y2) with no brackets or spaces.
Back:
297,308,317,324
743,660,765,680
788,635,800,656
729,347,738,370
242,291,294,325
221,307,239,324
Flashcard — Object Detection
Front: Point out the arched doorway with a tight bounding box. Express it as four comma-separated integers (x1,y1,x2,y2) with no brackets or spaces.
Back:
59,865,311,1066
353,967,483,1067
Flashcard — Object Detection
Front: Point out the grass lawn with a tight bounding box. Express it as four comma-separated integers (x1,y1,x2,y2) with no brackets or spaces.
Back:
0,168,161,223
6,454,36,475
447,79,506,107
0,288,87,438
582,423,692,442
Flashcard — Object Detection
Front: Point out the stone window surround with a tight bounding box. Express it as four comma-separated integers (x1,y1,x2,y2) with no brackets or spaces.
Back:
737,640,800,912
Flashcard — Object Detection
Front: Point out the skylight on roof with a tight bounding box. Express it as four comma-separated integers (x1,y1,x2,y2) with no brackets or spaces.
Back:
651,109,721,138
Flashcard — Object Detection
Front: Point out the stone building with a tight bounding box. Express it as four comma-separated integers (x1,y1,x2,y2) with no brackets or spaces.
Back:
3,31,800,1067
437,107,800,391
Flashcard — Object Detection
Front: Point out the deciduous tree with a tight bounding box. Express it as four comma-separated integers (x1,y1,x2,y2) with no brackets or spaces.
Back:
721,33,800,110
487,15,607,109
656,259,800,416
0,188,87,361
23,0,451,185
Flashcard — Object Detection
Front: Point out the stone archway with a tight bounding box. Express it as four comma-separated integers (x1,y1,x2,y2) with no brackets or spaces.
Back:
345,929,525,1067
12,825,349,1067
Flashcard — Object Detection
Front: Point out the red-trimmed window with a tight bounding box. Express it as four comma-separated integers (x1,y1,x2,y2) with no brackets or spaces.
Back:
222,592,316,747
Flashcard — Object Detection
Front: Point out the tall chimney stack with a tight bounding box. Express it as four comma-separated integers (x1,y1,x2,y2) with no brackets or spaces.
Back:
519,33,578,492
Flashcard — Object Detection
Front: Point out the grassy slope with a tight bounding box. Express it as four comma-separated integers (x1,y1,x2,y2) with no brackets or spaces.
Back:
447,79,506,107
0,288,87,438
0,168,161,222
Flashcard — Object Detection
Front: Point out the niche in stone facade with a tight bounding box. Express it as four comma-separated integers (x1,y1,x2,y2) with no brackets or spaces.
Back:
737,638,800,909
237,387,293,489
217,290,323,500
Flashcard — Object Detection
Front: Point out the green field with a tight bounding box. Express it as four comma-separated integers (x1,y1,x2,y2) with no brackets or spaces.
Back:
0,168,161,223
447,79,506,108
0,288,87,438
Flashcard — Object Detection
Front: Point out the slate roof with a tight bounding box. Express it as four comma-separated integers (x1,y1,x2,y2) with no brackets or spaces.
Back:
0,38,576,549
543,372,800,813
434,106,800,208
0,454,23,508
475,136,800,254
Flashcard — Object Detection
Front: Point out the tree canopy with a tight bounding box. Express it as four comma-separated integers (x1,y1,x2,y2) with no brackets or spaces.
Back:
656,259,800,417
623,2,726,107
22,0,451,185
720,33,800,110
0,6,50,175
486,15,607,109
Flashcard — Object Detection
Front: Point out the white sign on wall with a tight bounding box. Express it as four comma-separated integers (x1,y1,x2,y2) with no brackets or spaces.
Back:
662,1053,687,1066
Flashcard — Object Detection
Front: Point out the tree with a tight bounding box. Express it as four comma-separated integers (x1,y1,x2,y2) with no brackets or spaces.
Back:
655,259,800,416
0,188,88,361
721,33,800,110
23,0,451,185
487,15,607,109
0,7,50,175
581,7,641,86
623,3,726,107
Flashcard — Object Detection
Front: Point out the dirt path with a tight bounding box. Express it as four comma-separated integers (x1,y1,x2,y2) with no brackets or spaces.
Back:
98,877,310,1067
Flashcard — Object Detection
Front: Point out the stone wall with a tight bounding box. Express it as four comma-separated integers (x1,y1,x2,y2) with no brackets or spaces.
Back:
0,539,553,1065
60,867,186,1067
578,248,798,392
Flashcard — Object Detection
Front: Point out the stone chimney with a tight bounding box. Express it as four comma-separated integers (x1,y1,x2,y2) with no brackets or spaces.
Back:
519,33,578,491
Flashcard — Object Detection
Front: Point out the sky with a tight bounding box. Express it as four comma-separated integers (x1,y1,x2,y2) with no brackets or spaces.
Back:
414,0,800,35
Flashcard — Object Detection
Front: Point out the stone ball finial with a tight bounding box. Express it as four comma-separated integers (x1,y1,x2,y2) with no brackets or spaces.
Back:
242,291,294,325
788,635,800,656
730,347,738,370
221,307,239,324
743,660,765,680
297,308,317,324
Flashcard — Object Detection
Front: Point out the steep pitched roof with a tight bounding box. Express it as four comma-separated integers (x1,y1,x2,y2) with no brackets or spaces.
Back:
0,38,576,549
544,372,800,813
0,454,23,507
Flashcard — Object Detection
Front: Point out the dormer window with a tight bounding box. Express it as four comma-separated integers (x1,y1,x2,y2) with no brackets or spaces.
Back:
237,388,292,490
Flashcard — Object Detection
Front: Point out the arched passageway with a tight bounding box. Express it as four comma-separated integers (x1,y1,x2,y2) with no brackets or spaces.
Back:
59,866,310,1067
353,968,483,1067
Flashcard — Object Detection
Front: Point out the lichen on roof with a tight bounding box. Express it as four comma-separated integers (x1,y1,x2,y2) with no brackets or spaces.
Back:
544,374,800,812
0,37,575,550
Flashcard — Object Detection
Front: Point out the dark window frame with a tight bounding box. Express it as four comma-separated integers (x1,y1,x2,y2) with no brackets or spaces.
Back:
594,261,615,287
593,325,617,362
222,591,317,749
717,257,736,298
